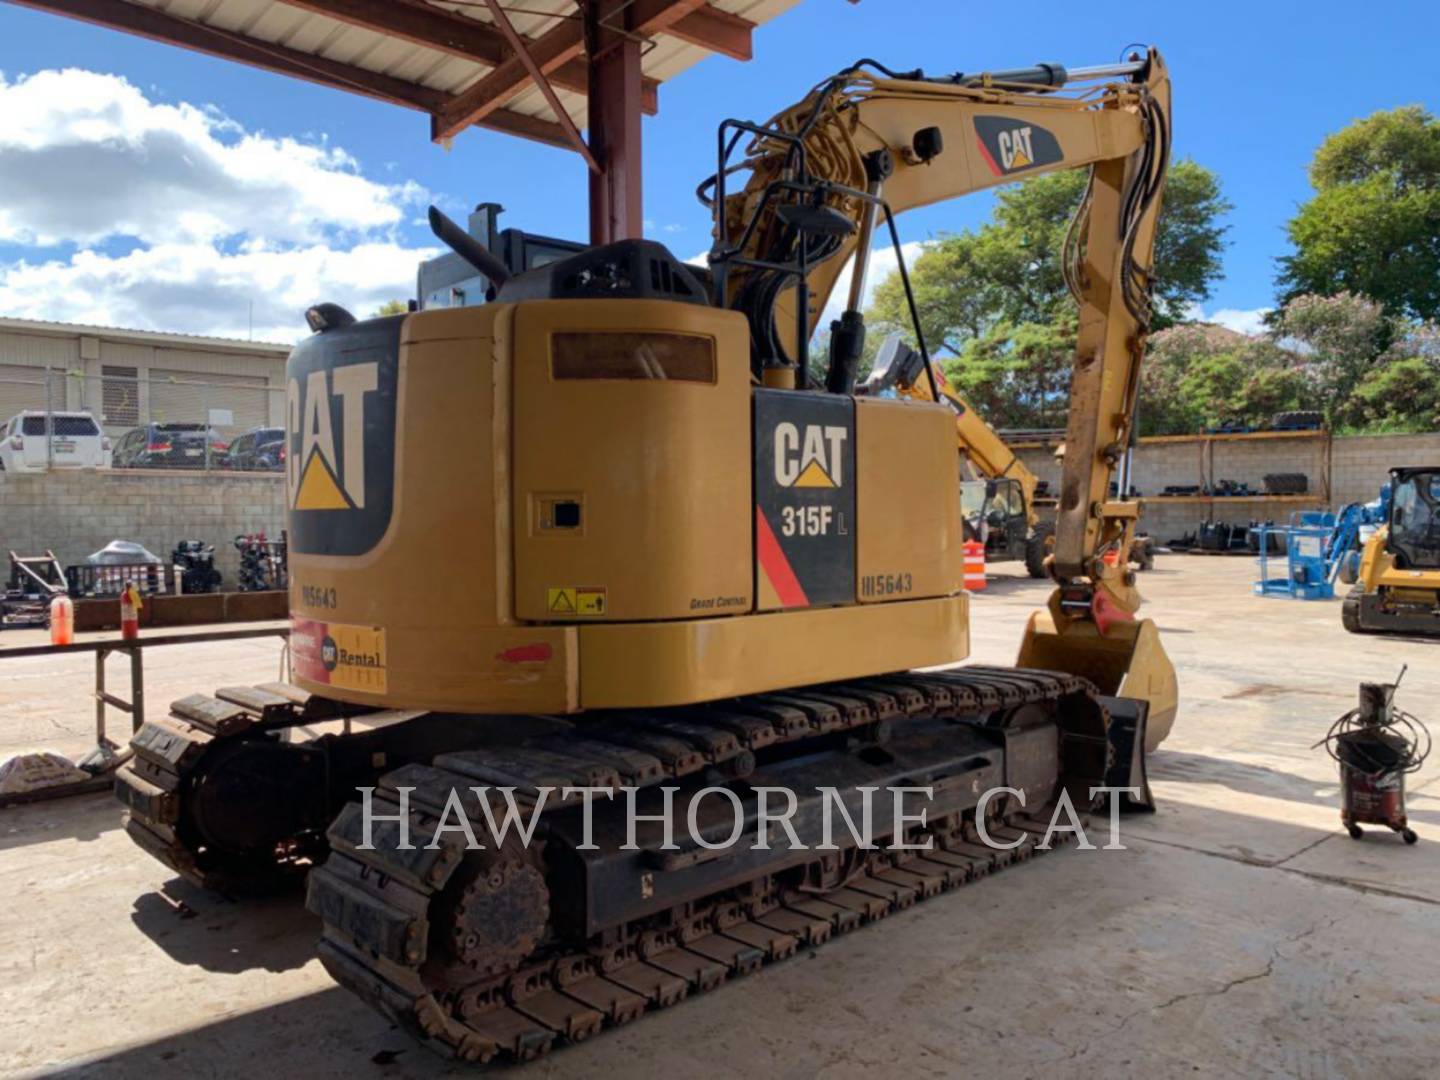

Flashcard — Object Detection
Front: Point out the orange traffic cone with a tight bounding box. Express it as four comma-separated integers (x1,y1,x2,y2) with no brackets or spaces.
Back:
963,540,987,591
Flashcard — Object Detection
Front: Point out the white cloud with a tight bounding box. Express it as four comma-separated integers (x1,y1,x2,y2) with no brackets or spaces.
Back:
1184,303,1271,336
0,69,423,247
0,69,437,340
0,241,436,344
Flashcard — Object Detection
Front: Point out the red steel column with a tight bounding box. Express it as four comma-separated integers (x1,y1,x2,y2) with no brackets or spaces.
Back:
586,2,643,245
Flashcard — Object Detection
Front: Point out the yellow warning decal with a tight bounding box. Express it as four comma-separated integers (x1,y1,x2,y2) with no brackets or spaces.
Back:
547,587,607,617
294,448,353,511
793,459,836,488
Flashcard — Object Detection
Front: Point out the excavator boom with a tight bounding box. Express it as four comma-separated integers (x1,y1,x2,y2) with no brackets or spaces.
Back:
710,49,1176,745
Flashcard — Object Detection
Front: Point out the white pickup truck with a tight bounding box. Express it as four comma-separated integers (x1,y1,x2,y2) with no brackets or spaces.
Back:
0,411,112,472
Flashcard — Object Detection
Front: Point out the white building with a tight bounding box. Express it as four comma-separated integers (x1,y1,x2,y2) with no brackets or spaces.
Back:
0,317,290,438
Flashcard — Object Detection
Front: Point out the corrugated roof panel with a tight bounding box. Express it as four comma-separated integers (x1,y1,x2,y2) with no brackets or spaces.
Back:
150,0,214,22
354,36,432,80
245,4,312,45
192,0,270,36
410,54,487,95
96,1,805,133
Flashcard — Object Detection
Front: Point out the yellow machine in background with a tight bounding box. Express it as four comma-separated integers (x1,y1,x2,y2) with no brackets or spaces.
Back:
1343,467,1440,635
863,334,1053,576
117,47,1179,1062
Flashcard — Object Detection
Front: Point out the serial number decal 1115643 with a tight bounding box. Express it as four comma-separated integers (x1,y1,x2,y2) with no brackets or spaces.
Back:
861,572,913,598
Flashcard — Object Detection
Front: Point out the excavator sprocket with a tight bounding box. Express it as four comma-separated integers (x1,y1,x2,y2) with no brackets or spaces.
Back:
304,667,1119,1064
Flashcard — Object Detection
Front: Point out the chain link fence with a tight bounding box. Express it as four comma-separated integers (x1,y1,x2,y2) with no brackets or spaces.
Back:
0,367,287,474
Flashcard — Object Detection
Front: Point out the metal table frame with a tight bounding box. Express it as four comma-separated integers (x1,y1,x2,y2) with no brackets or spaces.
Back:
1,627,289,805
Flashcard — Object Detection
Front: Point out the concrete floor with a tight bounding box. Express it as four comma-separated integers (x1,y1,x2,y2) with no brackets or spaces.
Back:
2,557,1438,1078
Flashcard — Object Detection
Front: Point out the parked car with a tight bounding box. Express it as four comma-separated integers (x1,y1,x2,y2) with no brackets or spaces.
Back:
0,410,111,472
221,426,286,471
111,423,230,469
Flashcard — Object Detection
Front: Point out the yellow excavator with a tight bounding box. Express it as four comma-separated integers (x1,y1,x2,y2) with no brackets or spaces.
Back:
862,335,1054,576
865,335,1156,577
116,48,1178,1062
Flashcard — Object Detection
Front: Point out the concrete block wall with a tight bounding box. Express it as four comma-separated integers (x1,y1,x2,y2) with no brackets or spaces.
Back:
1331,434,1440,506
1017,431,1440,545
0,470,285,585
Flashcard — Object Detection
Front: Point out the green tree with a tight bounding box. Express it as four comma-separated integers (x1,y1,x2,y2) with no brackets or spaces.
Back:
864,161,1229,429
373,299,409,317
1141,323,1312,434
869,159,1230,354
1350,356,1440,432
1272,291,1390,424
941,311,1078,430
1276,106,1440,323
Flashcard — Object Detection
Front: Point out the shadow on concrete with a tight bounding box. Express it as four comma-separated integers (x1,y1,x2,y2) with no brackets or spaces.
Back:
0,790,121,851
51,987,450,1080
1151,748,1440,825
53,982,589,1079
130,879,316,975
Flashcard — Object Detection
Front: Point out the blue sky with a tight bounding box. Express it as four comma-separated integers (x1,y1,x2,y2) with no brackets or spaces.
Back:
1,0,1437,340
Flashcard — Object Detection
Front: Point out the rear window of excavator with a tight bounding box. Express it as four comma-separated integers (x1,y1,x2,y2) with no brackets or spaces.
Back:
551,332,715,384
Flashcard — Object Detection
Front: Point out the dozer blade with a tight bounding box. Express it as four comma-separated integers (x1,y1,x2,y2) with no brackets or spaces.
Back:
1017,609,1177,751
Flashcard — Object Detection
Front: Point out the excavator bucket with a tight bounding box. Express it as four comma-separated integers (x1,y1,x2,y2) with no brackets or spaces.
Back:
1018,609,1178,752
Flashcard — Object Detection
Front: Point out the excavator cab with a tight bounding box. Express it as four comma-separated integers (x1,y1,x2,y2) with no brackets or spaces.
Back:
961,478,1029,560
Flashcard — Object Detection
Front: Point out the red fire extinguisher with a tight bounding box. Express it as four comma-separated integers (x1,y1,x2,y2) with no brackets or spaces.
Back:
120,581,143,640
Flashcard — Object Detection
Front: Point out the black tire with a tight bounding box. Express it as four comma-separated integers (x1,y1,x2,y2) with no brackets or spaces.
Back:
1024,523,1054,579
1403,828,1418,845
1341,587,1365,634
1347,824,1364,840
1272,410,1323,431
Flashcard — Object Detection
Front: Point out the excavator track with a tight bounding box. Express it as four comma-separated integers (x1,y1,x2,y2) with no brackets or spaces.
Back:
305,667,1116,1064
115,682,349,892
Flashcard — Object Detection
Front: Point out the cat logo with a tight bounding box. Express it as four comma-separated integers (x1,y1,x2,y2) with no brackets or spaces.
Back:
288,362,379,511
285,318,400,558
997,126,1034,170
773,422,848,489
974,116,1063,177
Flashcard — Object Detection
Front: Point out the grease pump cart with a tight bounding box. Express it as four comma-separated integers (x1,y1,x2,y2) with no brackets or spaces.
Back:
1315,666,1430,844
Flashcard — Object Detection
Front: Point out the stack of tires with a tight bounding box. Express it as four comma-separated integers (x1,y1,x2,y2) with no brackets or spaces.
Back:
1263,473,1309,495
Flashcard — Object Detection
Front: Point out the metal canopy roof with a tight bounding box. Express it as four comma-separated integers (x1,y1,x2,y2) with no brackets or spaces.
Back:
13,1,801,150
